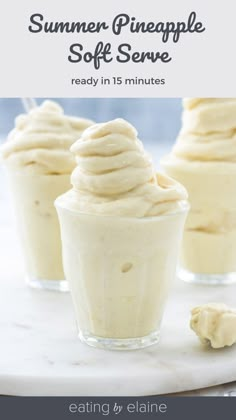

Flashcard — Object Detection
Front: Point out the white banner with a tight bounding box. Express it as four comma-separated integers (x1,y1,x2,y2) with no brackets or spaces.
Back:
0,0,235,97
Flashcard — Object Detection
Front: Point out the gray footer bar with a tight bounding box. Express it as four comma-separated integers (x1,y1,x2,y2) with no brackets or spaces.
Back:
0,396,235,420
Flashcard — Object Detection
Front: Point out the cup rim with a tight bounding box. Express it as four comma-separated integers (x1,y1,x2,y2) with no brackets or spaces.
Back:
161,154,236,172
55,197,189,222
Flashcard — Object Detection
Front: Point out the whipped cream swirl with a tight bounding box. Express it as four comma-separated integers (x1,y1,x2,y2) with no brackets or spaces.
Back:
64,118,187,217
1,100,93,174
173,98,236,162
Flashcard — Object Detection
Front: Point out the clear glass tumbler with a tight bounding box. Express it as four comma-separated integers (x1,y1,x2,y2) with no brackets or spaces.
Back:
56,199,188,349
162,157,236,285
7,172,70,291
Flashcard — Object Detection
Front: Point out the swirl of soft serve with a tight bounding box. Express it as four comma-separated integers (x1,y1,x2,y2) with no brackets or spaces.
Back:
172,98,236,162
65,118,187,217
1,100,94,174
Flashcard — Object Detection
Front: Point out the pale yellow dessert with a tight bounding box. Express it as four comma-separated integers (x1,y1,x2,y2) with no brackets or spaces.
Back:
162,98,236,275
56,119,188,343
1,100,93,283
190,303,236,349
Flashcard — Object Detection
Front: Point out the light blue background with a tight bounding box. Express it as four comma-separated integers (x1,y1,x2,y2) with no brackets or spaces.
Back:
0,98,182,147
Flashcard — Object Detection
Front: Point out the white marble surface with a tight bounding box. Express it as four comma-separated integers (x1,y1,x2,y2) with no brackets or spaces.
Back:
1,167,236,396
1,223,236,396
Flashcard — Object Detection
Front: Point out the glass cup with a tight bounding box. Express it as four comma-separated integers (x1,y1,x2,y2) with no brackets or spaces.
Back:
7,171,71,291
162,157,236,285
55,198,188,350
